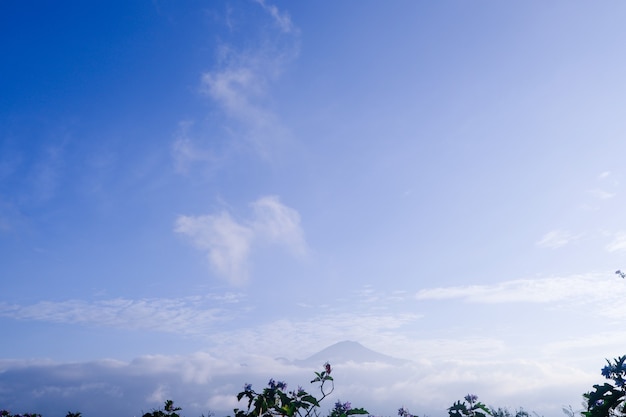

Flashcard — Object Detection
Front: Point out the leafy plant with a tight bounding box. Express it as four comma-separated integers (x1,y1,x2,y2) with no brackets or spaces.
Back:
448,394,492,417
584,355,626,417
233,363,367,417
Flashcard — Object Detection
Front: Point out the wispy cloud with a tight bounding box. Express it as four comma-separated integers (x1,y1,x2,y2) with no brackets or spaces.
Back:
209,311,421,360
587,189,616,200
253,0,297,34
173,1,299,170
198,48,292,159
175,196,307,285
0,294,242,334
535,229,579,249
171,121,219,174
175,211,255,286
606,232,626,253
415,274,614,305
251,196,307,256
586,171,619,200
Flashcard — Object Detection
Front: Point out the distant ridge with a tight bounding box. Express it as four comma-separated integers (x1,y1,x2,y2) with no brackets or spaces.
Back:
293,340,409,367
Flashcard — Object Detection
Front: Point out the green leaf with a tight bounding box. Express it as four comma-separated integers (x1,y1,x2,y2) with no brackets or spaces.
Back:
346,408,369,415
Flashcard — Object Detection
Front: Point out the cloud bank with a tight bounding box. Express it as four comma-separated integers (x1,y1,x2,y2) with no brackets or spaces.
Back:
0,344,596,417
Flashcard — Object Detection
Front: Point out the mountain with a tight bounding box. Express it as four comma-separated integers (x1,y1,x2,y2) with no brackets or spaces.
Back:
292,340,409,367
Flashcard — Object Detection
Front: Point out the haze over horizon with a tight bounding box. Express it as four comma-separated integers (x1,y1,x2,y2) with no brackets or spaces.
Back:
2,1,626,416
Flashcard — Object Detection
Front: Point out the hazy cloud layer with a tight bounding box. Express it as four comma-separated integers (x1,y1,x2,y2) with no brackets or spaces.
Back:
0,344,596,417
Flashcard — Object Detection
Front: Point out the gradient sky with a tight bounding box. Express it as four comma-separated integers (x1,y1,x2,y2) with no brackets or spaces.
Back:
2,1,626,416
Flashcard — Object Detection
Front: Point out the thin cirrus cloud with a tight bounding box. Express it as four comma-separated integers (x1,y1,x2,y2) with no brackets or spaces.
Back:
171,121,219,174
198,47,293,159
254,0,297,34
587,188,616,200
175,195,307,286
535,229,579,249
606,232,626,253
172,1,299,170
414,274,615,305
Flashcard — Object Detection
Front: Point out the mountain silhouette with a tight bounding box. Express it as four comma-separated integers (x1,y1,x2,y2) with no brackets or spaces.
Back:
292,340,409,367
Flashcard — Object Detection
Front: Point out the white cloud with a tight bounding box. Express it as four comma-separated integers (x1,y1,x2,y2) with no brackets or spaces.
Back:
606,232,626,253
201,66,266,122
251,195,307,256
535,229,579,249
175,196,307,285
176,211,255,286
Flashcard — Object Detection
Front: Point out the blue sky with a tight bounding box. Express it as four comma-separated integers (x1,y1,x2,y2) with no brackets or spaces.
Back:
2,1,626,416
